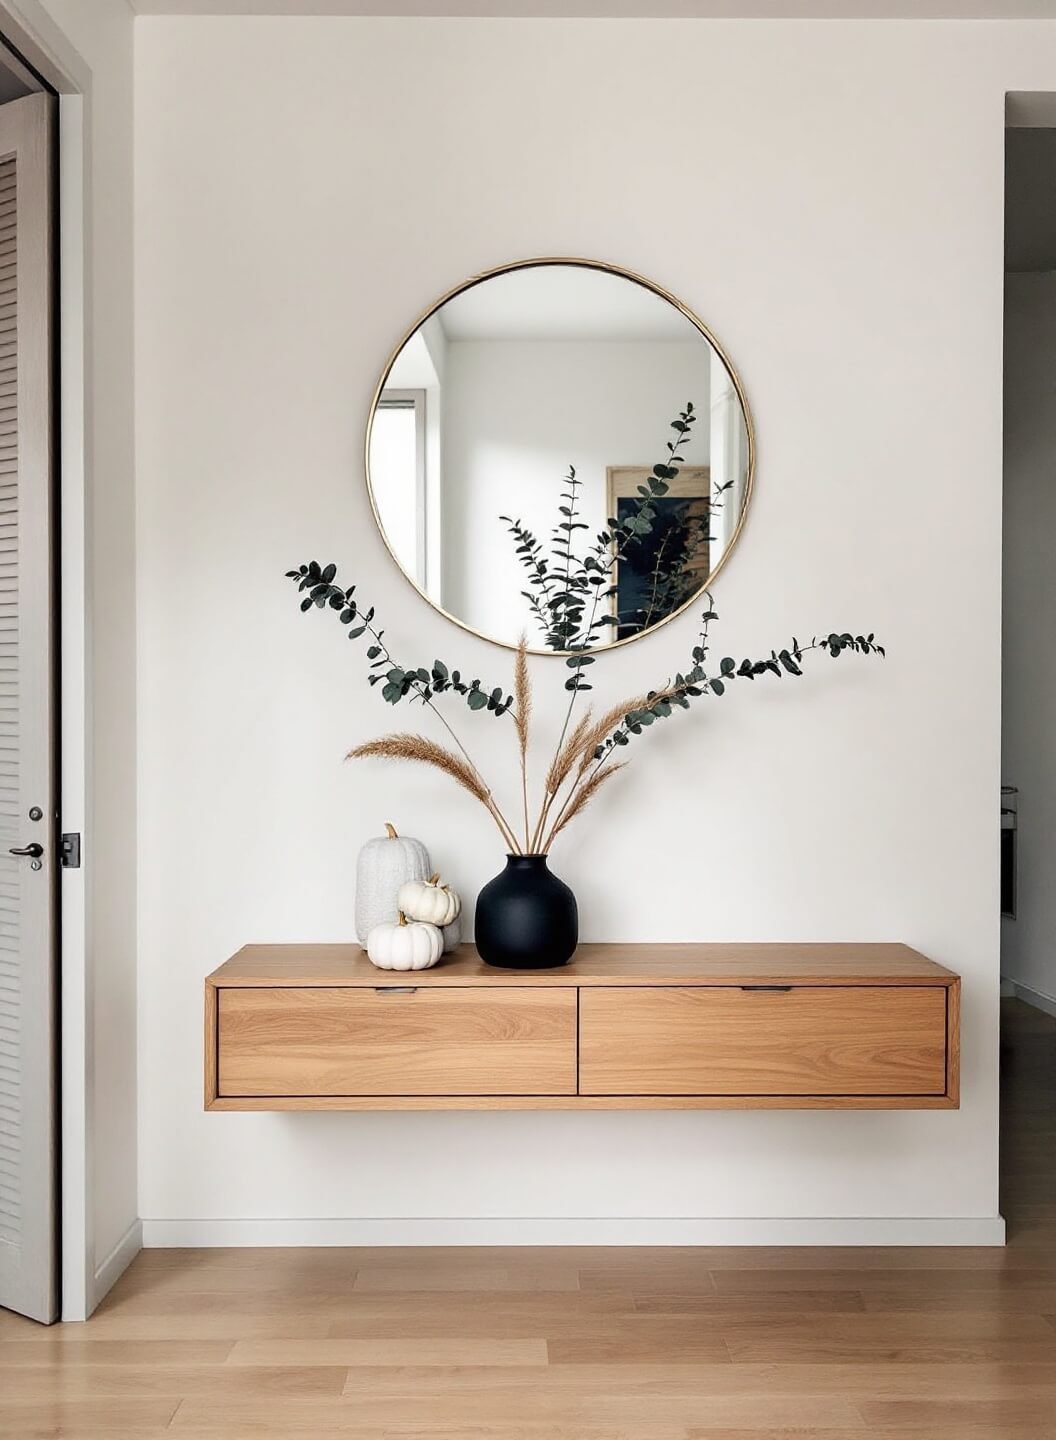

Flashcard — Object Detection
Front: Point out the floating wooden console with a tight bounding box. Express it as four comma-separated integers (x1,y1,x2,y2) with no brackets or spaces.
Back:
204,943,959,1111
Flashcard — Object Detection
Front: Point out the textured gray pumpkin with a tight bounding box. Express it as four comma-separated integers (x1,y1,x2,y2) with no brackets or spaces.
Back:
354,823,431,943
441,911,462,955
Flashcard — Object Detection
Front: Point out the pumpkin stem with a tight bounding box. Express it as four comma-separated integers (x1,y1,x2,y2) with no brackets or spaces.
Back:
397,910,408,926
384,822,398,839
428,872,440,886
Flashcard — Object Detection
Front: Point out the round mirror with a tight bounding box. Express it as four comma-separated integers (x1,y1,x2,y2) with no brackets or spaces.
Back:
366,259,753,654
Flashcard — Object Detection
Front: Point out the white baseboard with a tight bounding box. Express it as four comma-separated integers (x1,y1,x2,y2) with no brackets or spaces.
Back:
90,1218,142,1313
1006,979,1056,1020
142,1215,1006,1248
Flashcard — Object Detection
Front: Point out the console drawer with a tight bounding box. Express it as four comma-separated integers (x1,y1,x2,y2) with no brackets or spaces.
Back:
578,985,948,1096
218,985,577,1097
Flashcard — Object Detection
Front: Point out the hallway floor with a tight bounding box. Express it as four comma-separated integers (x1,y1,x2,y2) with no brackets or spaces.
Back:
1,998,1054,1438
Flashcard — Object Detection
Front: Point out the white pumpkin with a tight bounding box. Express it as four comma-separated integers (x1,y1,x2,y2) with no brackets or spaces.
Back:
355,822,431,943
441,911,462,955
398,872,462,927
366,912,443,971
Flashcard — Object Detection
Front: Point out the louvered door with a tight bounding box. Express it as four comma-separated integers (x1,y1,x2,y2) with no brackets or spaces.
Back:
0,94,57,1326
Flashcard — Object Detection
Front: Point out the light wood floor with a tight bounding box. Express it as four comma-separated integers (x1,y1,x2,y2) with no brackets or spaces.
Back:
1,998,1054,1439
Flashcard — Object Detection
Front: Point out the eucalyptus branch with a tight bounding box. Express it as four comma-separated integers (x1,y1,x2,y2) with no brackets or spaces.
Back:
286,561,522,851
526,407,701,848
501,403,702,654
587,609,885,776
546,466,592,650
577,402,699,648
637,525,680,633
498,516,558,639
543,616,886,851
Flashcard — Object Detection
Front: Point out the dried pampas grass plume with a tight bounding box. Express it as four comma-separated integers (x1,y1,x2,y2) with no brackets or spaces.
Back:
513,634,533,851
348,733,521,852
348,733,491,806
545,762,627,847
545,705,595,800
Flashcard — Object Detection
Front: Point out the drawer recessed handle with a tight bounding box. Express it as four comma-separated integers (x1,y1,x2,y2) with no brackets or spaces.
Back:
374,986,419,995
739,984,793,992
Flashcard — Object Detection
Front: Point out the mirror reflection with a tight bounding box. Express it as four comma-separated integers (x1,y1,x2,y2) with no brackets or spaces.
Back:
367,261,752,653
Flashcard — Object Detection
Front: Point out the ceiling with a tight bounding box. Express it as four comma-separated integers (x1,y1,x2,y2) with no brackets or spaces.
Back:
128,2,1056,18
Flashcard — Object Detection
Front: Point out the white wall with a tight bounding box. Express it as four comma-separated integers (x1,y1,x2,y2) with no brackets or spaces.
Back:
1002,272,1056,1010
442,338,710,645
134,15,1042,1245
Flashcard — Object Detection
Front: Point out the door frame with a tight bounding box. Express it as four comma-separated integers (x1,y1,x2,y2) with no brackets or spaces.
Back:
0,2,91,1323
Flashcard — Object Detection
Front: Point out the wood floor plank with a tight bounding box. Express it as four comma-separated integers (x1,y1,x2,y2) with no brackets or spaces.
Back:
0,1363,350,1400
0,1431,175,1440
631,1289,868,1315
715,1310,1055,1339
134,1246,358,1269
580,1265,718,1294
227,1338,549,1367
106,1258,359,1296
167,1429,684,1440
710,1266,1056,1294
328,1359,1056,1399
168,1394,865,1429
546,1336,732,1364
89,1289,372,1319
862,1288,1056,1313
859,1397,1056,1426
352,1264,580,1293
2,1312,337,1341
0,1398,180,1433
171,1431,685,1440
702,1244,1056,1270
686,1431,1056,1440
0,1339,233,1365
724,1334,1056,1363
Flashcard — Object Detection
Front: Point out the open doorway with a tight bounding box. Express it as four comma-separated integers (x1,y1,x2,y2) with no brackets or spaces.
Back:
1001,95,1056,1243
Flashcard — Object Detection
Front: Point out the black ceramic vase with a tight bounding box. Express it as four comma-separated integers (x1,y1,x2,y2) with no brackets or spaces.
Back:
474,855,578,969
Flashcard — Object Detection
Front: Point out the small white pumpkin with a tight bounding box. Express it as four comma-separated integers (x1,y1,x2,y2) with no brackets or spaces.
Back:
355,822,431,943
366,912,443,971
398,872,462,927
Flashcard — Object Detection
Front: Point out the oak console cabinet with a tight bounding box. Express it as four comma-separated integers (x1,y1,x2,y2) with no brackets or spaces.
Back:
204,943,960,1111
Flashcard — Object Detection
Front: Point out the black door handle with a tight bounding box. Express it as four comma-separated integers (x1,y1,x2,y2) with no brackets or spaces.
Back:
9,843,44,859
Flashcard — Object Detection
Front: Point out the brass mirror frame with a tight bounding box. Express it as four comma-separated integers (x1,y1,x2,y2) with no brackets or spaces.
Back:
365,257,756,656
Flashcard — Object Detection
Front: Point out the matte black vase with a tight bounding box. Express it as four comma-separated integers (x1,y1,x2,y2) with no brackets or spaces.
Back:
474,855,578,969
